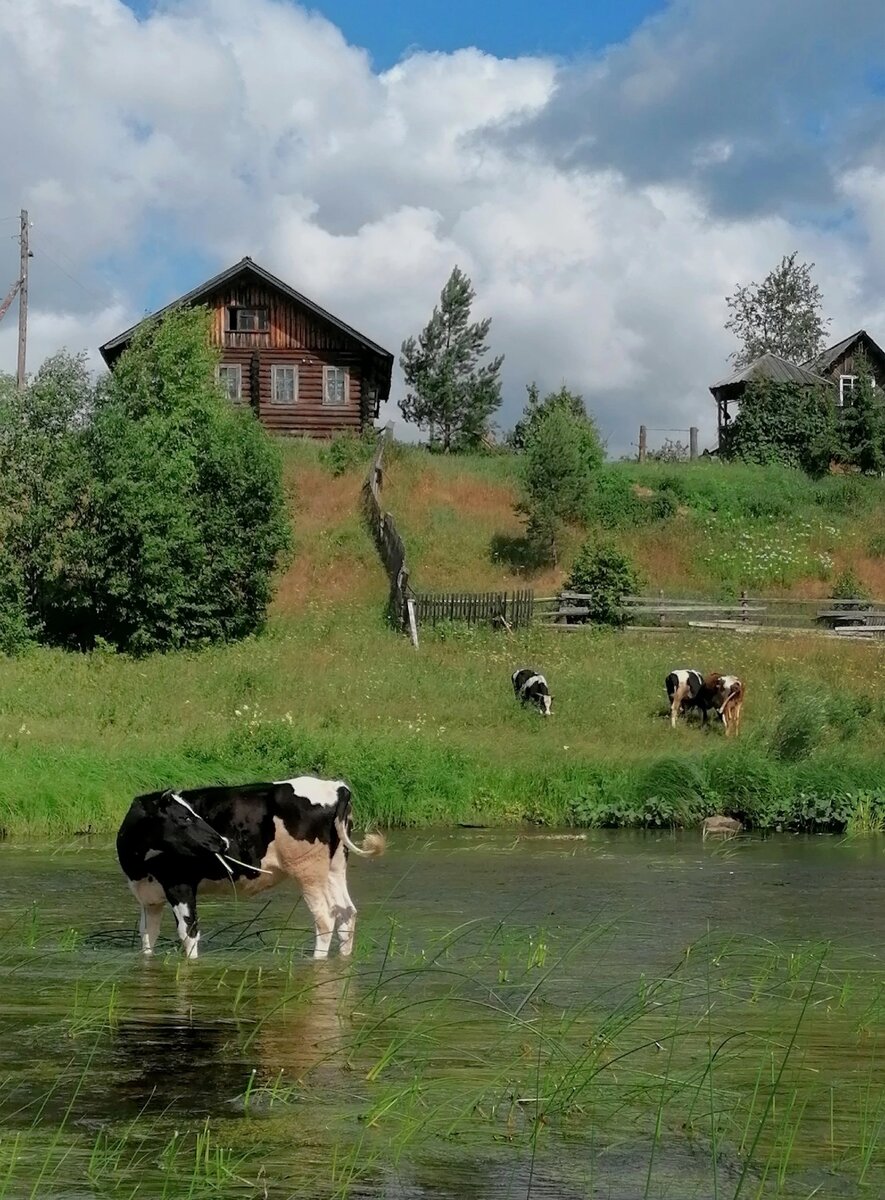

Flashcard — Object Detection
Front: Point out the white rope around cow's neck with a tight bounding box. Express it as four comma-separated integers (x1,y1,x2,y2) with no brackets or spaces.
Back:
170,791,273,876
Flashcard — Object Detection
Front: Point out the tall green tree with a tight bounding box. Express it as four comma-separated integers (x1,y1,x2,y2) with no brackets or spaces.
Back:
399,267,503,451
725,252,830,367
841,353,885,475
63,307,291,653
516,404,594,565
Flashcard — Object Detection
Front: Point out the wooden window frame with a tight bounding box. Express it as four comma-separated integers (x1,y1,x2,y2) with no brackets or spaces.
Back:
323,365,349,407
227,307,268,333
271,363,299,406
839,374,857,407
217,363,242,401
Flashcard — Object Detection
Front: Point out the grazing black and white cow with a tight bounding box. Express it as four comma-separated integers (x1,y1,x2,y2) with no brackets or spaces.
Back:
116,777,384,961
665,668,704,728
512,667,552,716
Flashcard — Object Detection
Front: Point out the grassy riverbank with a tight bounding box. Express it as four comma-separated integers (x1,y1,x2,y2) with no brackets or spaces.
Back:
3,610,885,837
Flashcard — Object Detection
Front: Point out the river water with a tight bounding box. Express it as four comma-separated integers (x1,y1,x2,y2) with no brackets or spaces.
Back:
0,829,882,1198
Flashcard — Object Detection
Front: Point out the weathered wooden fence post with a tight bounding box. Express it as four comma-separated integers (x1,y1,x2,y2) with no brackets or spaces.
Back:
690,426,698,459
740,589,748,624
638,425,647,463
659,588,665,627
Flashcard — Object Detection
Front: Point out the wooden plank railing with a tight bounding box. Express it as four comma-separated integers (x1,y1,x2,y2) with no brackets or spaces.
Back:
411,588,534,630
534,590,885,635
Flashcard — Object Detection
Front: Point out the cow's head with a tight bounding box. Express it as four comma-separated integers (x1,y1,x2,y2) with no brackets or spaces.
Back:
541,693,552,717
158,792,229,858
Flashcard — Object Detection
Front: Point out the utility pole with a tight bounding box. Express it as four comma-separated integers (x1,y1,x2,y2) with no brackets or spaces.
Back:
17,209,29,389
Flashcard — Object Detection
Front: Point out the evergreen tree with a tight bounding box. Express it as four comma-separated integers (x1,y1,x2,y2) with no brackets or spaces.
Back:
842,353,885,475
725,252,830,367
399,267,503,451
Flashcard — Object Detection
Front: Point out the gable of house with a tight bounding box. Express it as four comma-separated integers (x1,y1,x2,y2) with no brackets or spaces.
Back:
803,330,885,408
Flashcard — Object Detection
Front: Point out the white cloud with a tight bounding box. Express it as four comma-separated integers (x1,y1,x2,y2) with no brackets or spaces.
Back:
0,0,883,454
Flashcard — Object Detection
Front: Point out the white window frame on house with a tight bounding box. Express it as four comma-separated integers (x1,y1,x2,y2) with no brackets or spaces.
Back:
839,374,857,407
216,363,242,402
271,363,299,405
323,365,348,407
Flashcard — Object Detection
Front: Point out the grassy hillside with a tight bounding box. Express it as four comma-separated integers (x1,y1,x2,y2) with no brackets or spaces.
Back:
384,448,885,597
272,439,387,613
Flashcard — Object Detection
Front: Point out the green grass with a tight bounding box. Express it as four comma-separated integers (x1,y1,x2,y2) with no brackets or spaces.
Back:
4,610,885,836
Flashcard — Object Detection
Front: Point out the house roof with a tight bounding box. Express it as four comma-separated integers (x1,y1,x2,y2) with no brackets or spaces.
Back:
99,257,394,391
802,329,885,375
710,352,831,392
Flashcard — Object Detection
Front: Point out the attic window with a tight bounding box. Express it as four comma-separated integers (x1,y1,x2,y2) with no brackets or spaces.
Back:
839,374,857,407
228,307,268,333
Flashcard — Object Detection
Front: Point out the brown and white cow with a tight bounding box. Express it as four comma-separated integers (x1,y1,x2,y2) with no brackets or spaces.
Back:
116,777,384,960
697,672,745,737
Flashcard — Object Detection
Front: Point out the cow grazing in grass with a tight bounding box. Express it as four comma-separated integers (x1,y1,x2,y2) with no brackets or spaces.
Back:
512,668,552,716
665,669,704,728
697,672,745,737
116,778,384,960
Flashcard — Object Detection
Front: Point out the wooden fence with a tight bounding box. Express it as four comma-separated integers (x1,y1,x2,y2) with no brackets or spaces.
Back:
412,589,534,630
535,591,885,636
362,424,417,645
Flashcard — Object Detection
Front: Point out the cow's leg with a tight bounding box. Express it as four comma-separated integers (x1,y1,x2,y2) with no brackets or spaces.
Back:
670,681,689,728
128,877,166,956
165,882,201,960
139,902,164,955
326,853,357,957
301,886,336,960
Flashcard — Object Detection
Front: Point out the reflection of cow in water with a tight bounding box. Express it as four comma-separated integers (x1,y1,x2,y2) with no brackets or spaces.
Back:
117,777,384,960
109,964,351,1119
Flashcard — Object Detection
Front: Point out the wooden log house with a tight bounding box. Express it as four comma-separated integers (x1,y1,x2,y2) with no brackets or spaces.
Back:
710,330,885,445
99,257,394,438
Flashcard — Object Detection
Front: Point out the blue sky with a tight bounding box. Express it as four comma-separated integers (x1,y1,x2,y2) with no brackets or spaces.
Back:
122,0,667,66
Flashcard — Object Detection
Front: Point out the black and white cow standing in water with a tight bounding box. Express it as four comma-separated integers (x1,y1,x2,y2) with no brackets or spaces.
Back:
512,667,552,716
116,777,384,960
665,669,704,728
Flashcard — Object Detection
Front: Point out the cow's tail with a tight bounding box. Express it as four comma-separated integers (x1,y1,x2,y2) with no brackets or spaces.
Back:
336,820,386,857
334,785,386,857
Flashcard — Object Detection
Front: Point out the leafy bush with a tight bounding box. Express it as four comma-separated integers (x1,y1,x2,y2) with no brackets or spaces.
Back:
720,379,838,476
565,539,640,626
831,567,870,610
584,469,680,529
321,431,376,477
